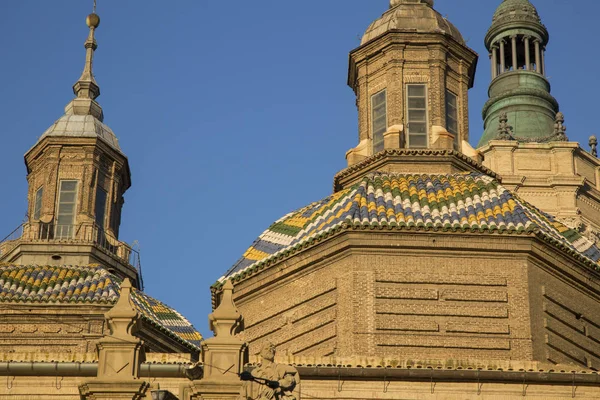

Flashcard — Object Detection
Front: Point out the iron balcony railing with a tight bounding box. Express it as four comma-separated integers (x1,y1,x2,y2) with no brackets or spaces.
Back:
0,222,141,272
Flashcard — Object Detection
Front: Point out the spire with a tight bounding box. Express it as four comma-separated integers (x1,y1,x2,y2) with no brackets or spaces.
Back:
64,12,104,121
74,13,101,100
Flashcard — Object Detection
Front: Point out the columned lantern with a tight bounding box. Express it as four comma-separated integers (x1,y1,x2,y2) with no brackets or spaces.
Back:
479,0,559,146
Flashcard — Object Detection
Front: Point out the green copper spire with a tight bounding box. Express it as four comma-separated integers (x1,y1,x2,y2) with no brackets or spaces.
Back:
478,0,561,147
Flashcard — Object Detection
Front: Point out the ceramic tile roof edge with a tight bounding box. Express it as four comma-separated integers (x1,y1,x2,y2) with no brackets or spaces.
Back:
130,290,202,353
508,194,600,273
533,230,600,272
214,173,600,294
212,222,538,291
0,298,116,305
215,219,600,294
138,310,202,352
333,150,498,190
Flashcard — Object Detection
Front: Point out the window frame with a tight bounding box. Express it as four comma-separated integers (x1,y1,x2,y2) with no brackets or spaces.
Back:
445,90,459,149
371,89,388,154
56,180,79,239
33,186,44,220
95,186,108,230
406,84,429,148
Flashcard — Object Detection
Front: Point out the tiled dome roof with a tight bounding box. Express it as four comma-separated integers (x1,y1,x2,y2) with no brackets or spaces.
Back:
362,0,465,46
221,172,600,282
0,265,202,351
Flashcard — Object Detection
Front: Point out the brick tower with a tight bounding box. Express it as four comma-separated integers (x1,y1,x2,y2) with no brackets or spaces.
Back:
0,12,139,287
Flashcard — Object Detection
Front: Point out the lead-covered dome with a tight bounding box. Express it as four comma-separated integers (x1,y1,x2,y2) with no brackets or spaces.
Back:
35,114,122,152
361,0,465,45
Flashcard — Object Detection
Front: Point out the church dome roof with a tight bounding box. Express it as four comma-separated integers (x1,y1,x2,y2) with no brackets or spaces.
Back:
35,114,121,152
361,0,465,46
0,264,202,351
220,172,600,283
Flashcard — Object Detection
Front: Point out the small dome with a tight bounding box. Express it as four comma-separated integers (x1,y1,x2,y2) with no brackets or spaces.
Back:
492,0,541,24
36,114,121,152
487,0,546,45
361,0,465,46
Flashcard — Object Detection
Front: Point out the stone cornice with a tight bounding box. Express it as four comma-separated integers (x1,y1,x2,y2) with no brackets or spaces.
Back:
348,31,478,90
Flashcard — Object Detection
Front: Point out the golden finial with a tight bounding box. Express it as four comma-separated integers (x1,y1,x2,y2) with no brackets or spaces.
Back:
87,13,100,29
87,0,100,28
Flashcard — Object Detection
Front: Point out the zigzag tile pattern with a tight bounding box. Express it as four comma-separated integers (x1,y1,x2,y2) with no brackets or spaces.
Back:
223,172,600,280
0,265,202,351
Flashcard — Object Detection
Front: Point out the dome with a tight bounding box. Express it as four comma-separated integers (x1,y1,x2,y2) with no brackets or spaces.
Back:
487,0,546,45
0,264,202,351
492,0,541,25
35,114,121,152
361,0,465,46
219,172,600,283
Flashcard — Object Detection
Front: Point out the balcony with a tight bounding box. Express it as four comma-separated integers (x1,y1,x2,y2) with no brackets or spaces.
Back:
0,222,142,284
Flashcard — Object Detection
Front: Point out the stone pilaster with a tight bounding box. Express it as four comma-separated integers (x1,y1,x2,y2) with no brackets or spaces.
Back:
79,278,149,400
188,280,248,400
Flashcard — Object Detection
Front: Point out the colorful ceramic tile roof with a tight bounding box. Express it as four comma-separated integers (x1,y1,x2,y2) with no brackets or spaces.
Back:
0,265,202,351
222,172,600,282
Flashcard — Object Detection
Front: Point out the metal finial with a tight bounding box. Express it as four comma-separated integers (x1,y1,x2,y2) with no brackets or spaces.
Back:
72,10,101,101
64,8,103,120
590,136,598,157
93,0,97,14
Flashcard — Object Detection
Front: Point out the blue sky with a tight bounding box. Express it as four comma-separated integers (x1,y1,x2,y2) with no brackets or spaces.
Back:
0,0,598,337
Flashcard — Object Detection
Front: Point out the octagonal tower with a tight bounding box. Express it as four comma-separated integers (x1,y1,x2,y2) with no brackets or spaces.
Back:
214,1,600,378
0,13,139,287
345,0,478,176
